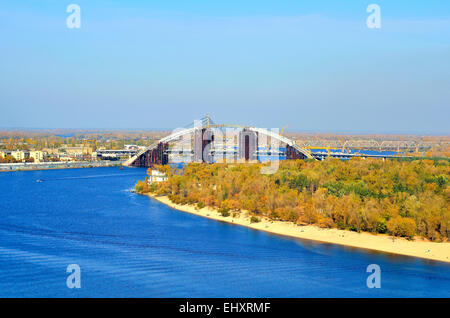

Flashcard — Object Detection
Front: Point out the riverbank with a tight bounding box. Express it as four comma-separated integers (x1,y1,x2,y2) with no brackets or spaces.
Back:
147,194,450,263
0,160,122,172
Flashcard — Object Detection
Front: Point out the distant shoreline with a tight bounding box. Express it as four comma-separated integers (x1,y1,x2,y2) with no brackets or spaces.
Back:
146,194,450,263
0,161,121,172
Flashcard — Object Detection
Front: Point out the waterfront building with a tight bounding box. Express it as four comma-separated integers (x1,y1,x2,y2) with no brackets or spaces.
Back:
29,151,44,163
125,145,139,151
58,156,74,162
10,151,25,161
61,146,93,156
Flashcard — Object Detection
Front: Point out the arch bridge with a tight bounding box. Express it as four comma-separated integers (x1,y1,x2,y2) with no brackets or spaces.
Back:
124,115,398,167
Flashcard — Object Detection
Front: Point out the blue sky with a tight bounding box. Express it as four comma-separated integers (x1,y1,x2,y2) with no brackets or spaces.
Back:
1,1,449,133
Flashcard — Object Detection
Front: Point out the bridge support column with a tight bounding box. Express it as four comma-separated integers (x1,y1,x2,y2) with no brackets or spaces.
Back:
133,142,169,167
194,129,203,162
239,129,257,161
194,128,214,163
286,145,307,160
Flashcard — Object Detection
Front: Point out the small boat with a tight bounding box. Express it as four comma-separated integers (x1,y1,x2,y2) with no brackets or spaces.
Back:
36,179,43,183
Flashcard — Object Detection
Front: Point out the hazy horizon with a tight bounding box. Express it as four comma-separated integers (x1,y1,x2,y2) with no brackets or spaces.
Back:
0,125,449,136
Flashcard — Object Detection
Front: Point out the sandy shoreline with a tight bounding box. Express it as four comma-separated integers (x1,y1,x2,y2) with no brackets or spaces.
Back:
147,194,450,263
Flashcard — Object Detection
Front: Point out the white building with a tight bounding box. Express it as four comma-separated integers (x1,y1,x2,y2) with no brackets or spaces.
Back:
29,151,44,162
10,151,25,161
125,144,139,151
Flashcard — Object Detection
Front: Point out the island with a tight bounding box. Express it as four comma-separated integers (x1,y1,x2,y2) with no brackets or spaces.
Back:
136,158,450,263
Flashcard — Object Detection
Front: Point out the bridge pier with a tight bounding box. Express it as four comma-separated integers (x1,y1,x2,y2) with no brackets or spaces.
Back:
132,142,169,167
239,129,257,161
286,145,307,160
194,128,215,163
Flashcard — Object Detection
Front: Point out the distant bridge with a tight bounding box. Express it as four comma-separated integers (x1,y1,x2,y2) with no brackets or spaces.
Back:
124,115,402,167
294,139,442,153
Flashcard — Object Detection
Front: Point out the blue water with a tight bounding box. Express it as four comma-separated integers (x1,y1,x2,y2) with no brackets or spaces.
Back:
0,167,449,297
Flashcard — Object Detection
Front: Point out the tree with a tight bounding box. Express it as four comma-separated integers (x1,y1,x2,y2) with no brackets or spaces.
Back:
387,216,416,239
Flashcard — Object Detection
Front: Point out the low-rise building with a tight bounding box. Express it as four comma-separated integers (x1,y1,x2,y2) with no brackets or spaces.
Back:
95,149,137,160
29,151,44,162
61,146,93,156
125,144,139,151
59,156,74,162
10,151,25,162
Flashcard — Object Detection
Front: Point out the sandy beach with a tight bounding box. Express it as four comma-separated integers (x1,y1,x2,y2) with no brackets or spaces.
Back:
148,194,450,263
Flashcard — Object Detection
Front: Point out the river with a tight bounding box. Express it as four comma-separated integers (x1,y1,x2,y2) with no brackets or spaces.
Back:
0,167,449,297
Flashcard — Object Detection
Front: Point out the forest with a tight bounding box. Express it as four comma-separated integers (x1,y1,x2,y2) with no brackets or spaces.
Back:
136,158,450,241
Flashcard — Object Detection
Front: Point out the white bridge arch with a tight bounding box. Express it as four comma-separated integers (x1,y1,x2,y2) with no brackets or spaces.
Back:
124,125,313,166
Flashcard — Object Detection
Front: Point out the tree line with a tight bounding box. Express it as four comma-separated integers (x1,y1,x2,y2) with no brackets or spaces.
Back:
136,158,449,241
